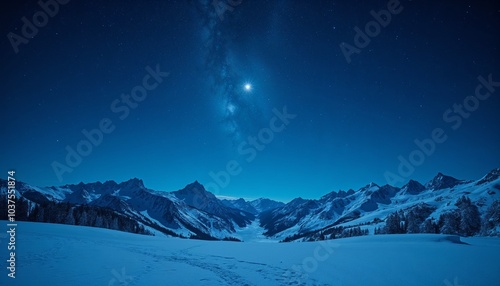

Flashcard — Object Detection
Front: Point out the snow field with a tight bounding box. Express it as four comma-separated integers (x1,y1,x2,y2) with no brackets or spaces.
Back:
0,221,499,286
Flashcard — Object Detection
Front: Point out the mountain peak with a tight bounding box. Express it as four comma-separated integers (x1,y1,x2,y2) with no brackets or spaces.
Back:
320,191,338,200
401,179,425,195
63,180,119,191
173,181,216,203
425,172,461,190
289,197,307,205
185,180,205,190
119,178,145,189
250,198,285,213
476,168,500,185
358,182,380,192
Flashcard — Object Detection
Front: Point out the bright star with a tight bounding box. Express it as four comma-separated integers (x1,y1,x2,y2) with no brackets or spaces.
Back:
244,83,252,91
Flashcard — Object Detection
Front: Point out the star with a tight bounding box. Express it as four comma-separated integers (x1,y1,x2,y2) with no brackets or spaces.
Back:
244,83,252,91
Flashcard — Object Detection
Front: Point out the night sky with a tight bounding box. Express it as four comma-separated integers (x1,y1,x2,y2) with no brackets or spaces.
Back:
1,0,499,202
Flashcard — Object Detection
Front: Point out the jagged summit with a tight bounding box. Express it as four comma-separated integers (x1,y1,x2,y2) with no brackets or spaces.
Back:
425,172,462,190
288,197,307,205
186,180,203,188
358,182,380,193
476,168,500,185
119,178,145,189
171,181,254,228
221,197,285,215
62,180,115,189
2,168,499,241
61,178,145,189
401,179,426,195
320,191,339,201
174,180,216,200
320,188,356,201
250,198,285,213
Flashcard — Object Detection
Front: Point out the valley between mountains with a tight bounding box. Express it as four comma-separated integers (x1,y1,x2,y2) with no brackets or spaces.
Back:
1,168,499,241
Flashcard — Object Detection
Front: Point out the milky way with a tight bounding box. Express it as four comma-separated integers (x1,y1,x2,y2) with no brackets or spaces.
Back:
193,0,265,143
2,0,499,201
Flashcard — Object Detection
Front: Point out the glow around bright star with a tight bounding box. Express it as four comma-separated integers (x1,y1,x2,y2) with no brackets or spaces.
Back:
244,83,252,91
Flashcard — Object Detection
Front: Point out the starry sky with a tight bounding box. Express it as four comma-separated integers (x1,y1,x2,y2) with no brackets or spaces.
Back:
1,0,499,202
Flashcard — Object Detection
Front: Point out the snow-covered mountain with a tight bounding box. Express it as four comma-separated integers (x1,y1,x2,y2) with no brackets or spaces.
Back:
171,181,254,229
221,198,285,215
1,168,499,241
425,172,465,190
0,178,254,240
399,179,426,196
257,169,500,240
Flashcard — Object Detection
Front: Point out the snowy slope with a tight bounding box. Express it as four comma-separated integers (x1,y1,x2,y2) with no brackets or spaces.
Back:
1,221,499,286
0,179,253,240
259,169,500,240
2,169,499,242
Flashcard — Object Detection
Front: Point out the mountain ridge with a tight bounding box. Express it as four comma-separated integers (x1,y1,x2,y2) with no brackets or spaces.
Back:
1,169,499,241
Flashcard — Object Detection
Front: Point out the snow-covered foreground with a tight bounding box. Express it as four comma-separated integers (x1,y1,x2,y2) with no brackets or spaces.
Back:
1,222,499,286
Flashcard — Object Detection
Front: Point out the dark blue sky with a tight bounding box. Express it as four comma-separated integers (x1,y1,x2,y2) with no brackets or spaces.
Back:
1,0,499,202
